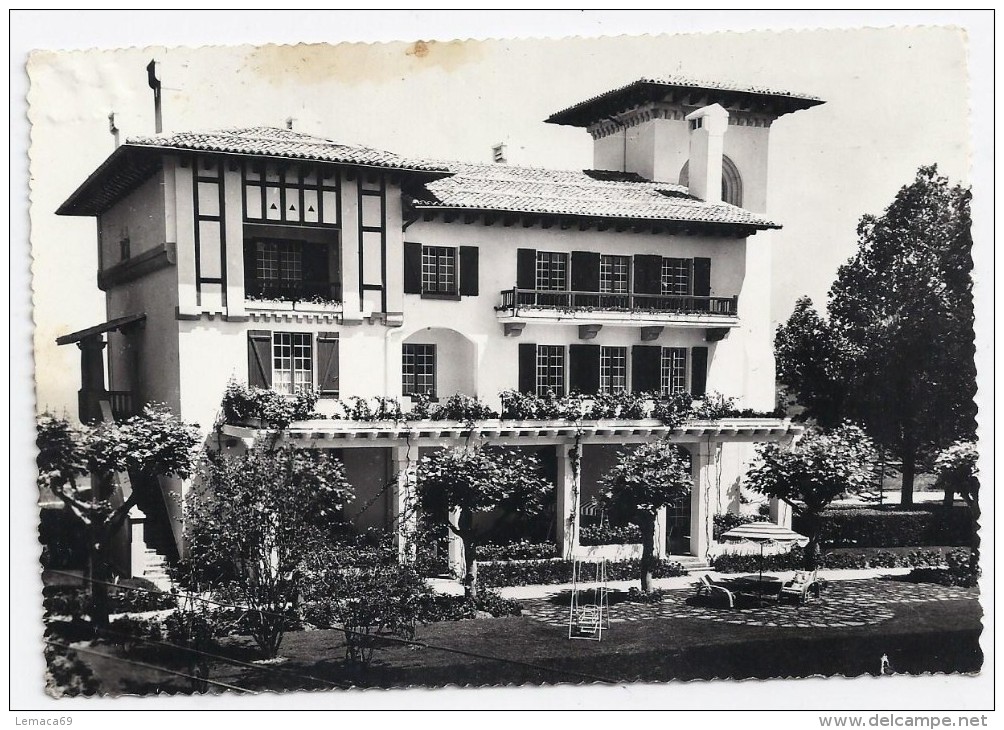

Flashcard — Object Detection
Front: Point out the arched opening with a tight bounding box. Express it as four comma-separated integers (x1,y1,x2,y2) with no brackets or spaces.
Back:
401,327,477,400
678,155,744,207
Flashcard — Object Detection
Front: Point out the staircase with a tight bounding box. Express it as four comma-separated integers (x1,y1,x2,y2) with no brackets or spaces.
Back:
141,548,173,592
668,554,711,572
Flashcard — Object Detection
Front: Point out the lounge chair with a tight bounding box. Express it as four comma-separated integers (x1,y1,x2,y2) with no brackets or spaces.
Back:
695,574,738,609
777,570,821,604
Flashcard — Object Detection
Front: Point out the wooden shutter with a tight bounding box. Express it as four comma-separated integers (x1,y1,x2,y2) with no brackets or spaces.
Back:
631,345,661,394
570,251,601,293
403,242,422,294
691,346,709,397
248,330,272,389
633,254,663,295
316,332,340,398
569,344,601,395
693,257,711,310
516,248,536,289
518,343,537,394
459,246,479,296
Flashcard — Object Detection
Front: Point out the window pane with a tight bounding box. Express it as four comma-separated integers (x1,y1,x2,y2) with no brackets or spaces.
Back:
421,246,456,294
660,347,688,395
273,332,313,396
600,346,627,394
600,255,629,294
536,252,568,291
402,344,436,397
536,345,565,397
661,258,690,296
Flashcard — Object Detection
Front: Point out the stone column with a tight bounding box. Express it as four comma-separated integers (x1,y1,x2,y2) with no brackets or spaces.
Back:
555,441,581,560
128,507,148,579
769,498,793,529
77,337,107,423
654,506,668,559
390,446,417,562
689,441,718,560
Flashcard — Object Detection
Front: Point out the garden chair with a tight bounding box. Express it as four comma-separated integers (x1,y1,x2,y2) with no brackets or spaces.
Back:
695,574,737,609
777,570,821,604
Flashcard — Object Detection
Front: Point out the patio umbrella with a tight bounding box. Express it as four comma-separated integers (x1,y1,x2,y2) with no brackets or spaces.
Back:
720,522,809,600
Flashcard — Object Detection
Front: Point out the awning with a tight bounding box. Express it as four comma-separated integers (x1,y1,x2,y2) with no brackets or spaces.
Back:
55,313,147,346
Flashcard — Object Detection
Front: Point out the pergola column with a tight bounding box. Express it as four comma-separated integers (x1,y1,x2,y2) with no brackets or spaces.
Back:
769,498,793,529
447,507,464,578
689,440,719,560
77,337,107,423
556,441,581,560
390,446,418,562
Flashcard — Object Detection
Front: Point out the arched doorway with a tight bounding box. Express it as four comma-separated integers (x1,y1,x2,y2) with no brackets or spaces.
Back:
401,327,477,400
678,155,744,207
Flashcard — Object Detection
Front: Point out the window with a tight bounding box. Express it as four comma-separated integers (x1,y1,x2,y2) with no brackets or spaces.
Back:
244,161,339,226
660,347,688,395
402,344,436,397
256,240,302,290
536,345,565,396
535,252,568,291
661,258,690,296
600,346,627,394
272,332,313,395
600,255,630,294
422,246,457,295
119,236,131,262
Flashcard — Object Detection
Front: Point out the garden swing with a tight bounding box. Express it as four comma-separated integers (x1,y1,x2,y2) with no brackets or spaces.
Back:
568,558,609,641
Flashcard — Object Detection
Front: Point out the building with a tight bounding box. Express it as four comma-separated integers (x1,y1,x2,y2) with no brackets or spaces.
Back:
55,76,822,578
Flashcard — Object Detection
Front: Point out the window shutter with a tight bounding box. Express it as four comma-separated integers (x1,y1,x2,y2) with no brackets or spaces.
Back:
518,343,537,394
248,330,272,389
569,344,601,395
691,346,709,397
570,251,601,293
693,257,711,309
631,345,661,394
316,332,340,398
516,248,536,289
403,242,422,294
633,254,663,295
459,246,479,296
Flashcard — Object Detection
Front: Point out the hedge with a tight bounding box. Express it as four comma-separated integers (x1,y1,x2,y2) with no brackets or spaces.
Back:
710,545,966,573
579,524,643,546
795,505,972,548
478,558,688,588
476,541,558,561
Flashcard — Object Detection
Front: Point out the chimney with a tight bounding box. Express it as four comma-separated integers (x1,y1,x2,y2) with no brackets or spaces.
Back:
108,112,120,148
491,142,507,164
684,104,729,203
146,59,162,134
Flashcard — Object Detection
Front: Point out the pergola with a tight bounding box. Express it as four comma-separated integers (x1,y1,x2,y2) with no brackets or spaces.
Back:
221,417,803,567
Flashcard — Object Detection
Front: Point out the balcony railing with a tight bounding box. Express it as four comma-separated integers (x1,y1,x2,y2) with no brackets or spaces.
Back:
498,288,738,316
79,389,135,424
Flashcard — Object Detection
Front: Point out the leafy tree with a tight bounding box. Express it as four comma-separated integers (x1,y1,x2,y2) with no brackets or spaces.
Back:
776,166,975,504
745,423,877,569
934,441,980,576
599,442,692,592
36,405,200,629
774,296,854,428
183,443,353,658
415,446,551,599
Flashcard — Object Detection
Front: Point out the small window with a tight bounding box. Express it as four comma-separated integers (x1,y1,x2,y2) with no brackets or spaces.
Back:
403,344,436,398
273,332,313,395
661,258,691,296
535,252,568,291
600,255,630,294
120,236,131,262
536,345,565,396
660,347,688,395
600,346,628,394
421,246,457,296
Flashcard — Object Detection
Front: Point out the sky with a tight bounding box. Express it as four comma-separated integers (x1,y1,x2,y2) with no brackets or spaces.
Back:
26,21,974,417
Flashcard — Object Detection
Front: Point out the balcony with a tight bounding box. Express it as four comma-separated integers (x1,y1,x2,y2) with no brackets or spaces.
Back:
496,288,740,329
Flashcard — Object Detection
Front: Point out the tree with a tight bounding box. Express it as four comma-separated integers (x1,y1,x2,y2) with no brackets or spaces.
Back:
774,296,854,428
36,405,200,629
599,442,692,592
934,441,980,576
745,423,877,569
777,166,975,504
184,443,353,658
415,446,551,599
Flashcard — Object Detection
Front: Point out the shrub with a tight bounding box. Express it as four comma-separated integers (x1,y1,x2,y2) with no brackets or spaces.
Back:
796,505,972,548
477,558,688,588
578,523,642,545
417,590,523,622
712,513,761,541
42,581,176,617
477,540,558,561
625,587,667,603
44,642,99,698
710,546,956,573
221,381,320,428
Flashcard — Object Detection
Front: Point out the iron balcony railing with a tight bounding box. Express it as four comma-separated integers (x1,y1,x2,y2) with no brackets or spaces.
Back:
498,288,739,316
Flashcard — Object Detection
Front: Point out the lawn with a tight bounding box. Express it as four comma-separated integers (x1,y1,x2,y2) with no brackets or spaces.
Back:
59,577,982,694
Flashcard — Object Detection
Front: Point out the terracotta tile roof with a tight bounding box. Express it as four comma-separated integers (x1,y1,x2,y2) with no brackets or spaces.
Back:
410,161,780,229
126,127,448,173
546,75,824,127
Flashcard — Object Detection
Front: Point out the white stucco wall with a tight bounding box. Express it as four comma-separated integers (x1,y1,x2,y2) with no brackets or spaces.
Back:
97,170,167,266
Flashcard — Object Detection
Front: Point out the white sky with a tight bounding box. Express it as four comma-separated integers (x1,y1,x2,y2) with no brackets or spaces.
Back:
27,26,972,415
